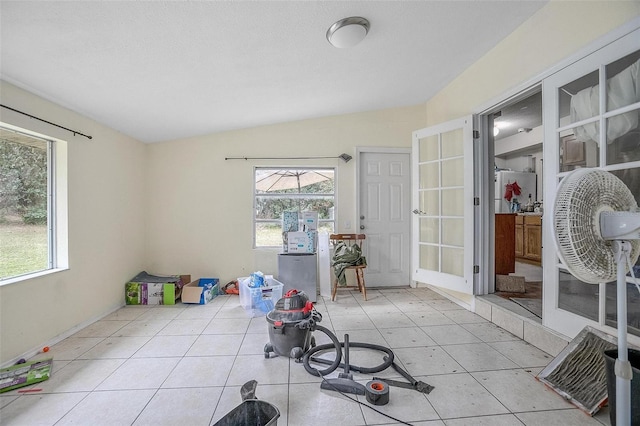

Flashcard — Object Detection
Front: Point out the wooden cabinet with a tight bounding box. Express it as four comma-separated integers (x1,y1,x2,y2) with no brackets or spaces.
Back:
515,215,542,265
495,213,516,275
515,216,524,258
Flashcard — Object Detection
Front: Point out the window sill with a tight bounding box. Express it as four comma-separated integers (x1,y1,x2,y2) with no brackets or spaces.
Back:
0,268,69,287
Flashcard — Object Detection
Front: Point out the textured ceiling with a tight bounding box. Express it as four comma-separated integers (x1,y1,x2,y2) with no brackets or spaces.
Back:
0,1,547,143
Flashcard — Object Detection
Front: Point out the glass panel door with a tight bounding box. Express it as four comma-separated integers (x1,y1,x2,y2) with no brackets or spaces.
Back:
412,116,475,295
542,28,640,340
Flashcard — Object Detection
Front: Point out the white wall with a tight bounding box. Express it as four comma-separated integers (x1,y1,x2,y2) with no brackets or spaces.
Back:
0,81,147,364
144,106,426,284
426,2,640,126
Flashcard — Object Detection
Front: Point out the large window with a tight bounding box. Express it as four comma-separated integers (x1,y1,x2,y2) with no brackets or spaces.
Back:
254,168,336,248
0,125,54,280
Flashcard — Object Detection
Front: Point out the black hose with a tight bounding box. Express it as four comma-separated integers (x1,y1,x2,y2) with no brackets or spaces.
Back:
302,324,342,376
303,328,395,376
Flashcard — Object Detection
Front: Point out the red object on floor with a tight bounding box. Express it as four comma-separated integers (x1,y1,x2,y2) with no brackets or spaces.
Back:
224,280,239,295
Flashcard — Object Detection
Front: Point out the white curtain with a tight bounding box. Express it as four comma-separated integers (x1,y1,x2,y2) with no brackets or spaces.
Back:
570,58,640,144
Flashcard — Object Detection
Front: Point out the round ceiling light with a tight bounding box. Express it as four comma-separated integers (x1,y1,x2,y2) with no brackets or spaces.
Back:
326,17,370,48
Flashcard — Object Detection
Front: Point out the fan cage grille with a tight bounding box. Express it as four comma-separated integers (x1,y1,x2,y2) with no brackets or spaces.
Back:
554,168,640,284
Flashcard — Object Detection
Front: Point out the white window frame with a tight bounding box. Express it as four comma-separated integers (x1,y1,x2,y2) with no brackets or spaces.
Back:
253,166,336,249
0,122,68,285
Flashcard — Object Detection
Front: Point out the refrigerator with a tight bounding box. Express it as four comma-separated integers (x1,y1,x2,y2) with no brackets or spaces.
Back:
277,253,318,302
494,171,537,213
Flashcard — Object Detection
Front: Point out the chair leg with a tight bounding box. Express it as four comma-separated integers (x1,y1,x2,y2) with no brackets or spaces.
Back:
358,269,367,301
331,278,338,301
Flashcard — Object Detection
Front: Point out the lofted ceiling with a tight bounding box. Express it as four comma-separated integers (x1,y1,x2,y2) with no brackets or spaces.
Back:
0,1,547,143
494,91,543,141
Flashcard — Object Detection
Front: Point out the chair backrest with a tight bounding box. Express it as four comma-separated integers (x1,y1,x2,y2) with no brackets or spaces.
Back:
329,234,366,245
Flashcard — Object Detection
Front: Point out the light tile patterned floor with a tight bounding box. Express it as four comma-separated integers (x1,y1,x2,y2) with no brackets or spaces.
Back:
0,288,613,425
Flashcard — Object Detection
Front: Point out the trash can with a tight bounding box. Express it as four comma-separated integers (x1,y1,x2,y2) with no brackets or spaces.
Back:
213,399,280,426
603,349,640,426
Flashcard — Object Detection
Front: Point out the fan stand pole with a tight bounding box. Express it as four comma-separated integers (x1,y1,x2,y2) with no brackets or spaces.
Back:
614,241,633,426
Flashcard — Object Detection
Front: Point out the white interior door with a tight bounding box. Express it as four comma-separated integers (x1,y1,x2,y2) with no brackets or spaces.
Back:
358,150,411,287
412,116,475,295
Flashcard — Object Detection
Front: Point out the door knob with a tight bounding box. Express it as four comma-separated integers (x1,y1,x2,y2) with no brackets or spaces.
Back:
360,215,365,220
360,225,365,230
412,209,420,215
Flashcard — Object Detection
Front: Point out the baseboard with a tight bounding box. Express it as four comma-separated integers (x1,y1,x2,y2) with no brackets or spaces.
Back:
1,302,125,369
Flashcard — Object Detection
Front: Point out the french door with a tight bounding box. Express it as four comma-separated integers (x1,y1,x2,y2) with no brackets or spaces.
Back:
542,28,640,340
412,116,476,295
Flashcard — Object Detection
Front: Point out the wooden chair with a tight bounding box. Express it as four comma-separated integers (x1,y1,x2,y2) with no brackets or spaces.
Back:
329,234,367,301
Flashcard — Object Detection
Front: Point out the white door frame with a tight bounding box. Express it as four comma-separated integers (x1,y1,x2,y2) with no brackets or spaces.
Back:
476,84,543,296
356,146,412,286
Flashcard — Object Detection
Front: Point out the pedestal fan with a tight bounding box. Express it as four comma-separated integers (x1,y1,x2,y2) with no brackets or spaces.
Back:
553,168,640,426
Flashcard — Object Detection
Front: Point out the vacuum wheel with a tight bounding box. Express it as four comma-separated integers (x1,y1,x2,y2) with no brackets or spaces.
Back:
290,346,304,359
264,342,274,359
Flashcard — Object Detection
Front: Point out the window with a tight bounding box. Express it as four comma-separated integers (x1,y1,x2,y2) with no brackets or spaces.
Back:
0,125,55,280
254,168,336,248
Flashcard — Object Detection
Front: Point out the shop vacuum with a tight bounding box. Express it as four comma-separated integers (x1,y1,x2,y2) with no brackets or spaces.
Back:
264,289,327,360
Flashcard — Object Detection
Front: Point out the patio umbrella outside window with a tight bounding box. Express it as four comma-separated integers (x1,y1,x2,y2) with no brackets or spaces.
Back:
255,169,334,192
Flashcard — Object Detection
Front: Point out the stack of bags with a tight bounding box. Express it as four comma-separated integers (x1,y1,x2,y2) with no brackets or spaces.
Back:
282,211,318,253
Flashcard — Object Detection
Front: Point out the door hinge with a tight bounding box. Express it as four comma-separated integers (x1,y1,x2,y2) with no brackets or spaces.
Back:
473,265,480,274
474,197,480,206
473,130,480,139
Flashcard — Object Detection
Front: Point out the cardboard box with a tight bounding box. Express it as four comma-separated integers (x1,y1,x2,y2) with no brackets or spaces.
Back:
182,278,220,305
238,276,284,317
287,231,316,253
125,282,177,305
301,211,318,231
125,273,190,305
0,358,53,393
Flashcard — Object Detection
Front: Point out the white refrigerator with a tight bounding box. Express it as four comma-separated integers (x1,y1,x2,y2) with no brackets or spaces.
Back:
494,171,537,213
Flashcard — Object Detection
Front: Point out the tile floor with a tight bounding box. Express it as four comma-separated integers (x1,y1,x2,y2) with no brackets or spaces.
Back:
0,287,613,425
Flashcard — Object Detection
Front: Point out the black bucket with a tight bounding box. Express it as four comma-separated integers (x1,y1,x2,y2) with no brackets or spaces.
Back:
603,349,640,425
213,399,280,426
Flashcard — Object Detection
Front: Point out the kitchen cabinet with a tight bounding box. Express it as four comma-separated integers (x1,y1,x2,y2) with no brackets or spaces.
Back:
515,219,524,258
495,213,516,275
515,214,542,265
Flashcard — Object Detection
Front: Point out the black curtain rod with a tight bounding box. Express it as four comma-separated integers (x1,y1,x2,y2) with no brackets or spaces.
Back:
1,104,93,140
225,153,352,162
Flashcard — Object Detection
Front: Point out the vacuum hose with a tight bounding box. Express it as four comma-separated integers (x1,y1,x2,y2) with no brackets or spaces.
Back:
303,326,395,376
302,325,342,376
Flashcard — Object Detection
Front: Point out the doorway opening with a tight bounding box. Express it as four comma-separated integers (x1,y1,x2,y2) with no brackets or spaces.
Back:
488,88,544,319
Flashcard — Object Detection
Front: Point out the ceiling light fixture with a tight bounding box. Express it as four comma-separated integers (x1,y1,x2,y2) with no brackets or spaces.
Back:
326,17,370,48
